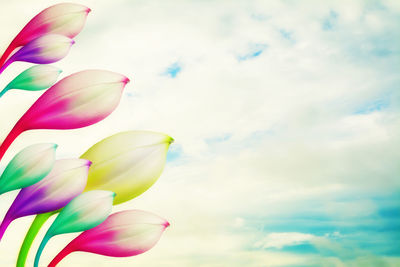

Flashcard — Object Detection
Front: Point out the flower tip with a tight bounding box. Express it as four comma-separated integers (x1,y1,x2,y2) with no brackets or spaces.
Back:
122,77,130,84
163,221,170,228
86,7,92,13
86,160,93,167
71,39,76,45
168,136,174,144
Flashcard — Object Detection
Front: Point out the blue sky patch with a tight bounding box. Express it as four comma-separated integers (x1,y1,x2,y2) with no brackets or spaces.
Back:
322,10,338,31
237,44,268,61
167,144,183,162
163,62,182,78
353,94,391,114
279,29,295,43
205,133,232,145
279,243,319,254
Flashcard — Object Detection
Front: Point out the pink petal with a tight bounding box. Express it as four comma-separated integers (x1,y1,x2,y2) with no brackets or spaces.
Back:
49,210,169,266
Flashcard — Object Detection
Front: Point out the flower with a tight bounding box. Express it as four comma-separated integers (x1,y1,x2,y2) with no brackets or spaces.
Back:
0,143,57,194
0,34,74,75
0,70,130,161
48,210,169,267
34,190,115,267
0,65,62,97
82,131,174,204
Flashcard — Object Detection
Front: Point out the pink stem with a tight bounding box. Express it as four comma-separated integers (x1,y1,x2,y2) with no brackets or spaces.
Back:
0,43,15,71
0,121,24,163
48,244,74,267
0,213,12,242
0,59,13,76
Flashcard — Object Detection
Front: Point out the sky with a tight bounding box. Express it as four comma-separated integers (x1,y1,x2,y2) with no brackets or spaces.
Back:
0,0,399,266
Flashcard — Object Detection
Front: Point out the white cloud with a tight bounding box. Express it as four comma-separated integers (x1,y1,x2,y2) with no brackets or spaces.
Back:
256,232,316,249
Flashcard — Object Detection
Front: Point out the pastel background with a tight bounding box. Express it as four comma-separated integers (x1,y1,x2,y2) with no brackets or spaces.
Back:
0,0,399,266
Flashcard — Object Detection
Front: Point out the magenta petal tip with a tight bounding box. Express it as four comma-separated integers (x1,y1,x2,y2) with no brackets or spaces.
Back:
122,77,130,84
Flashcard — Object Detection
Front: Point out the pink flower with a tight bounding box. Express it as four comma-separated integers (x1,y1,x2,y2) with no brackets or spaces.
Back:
0,70,129,161
49,210,169,266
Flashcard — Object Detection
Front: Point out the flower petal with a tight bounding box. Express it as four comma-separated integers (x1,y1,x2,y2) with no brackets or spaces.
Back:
21,69,129,130
0,70,129,161
50,190,115,236
0,143,57,194
48,210,169,266
0,65,62,97
7,34,74,65
34,190,115,267
81,131,173,204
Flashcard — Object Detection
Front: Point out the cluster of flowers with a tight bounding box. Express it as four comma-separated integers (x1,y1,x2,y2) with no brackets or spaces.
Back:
0,3,172,267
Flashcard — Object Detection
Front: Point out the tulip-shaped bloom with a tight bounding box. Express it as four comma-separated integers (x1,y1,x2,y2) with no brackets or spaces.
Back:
34,190,115,267
0,65,62,97
0,159,90,241
0,34,74,75
82,131,174,204
0,3,90,70
0,143,57,194
0,70,130,161
49,210,169,267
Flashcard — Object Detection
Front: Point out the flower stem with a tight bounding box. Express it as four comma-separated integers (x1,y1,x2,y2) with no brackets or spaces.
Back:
0,44,15,72
0,121,24,163
16,212,54,267
0,87,8,98
0,59,13,76
34,234,51,267
48,244,74,267
0,214,12,241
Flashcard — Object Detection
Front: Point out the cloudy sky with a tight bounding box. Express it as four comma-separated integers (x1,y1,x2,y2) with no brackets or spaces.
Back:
0,0,399,266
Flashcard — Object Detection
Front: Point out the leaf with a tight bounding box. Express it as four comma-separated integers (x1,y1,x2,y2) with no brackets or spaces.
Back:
34,190,115,267
81,131,173,204
0,65,62,97
0,143,57,194
0,159,90,242
48,210,169,266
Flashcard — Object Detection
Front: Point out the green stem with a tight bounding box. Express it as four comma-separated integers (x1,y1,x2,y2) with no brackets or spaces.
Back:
16,212,54,267
34,233,51,267
0,87,8,98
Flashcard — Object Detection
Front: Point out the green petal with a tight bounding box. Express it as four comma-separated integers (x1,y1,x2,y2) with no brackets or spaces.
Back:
0,65,61,97
0,143,57,194
49,190,115,236
34,190,114,267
